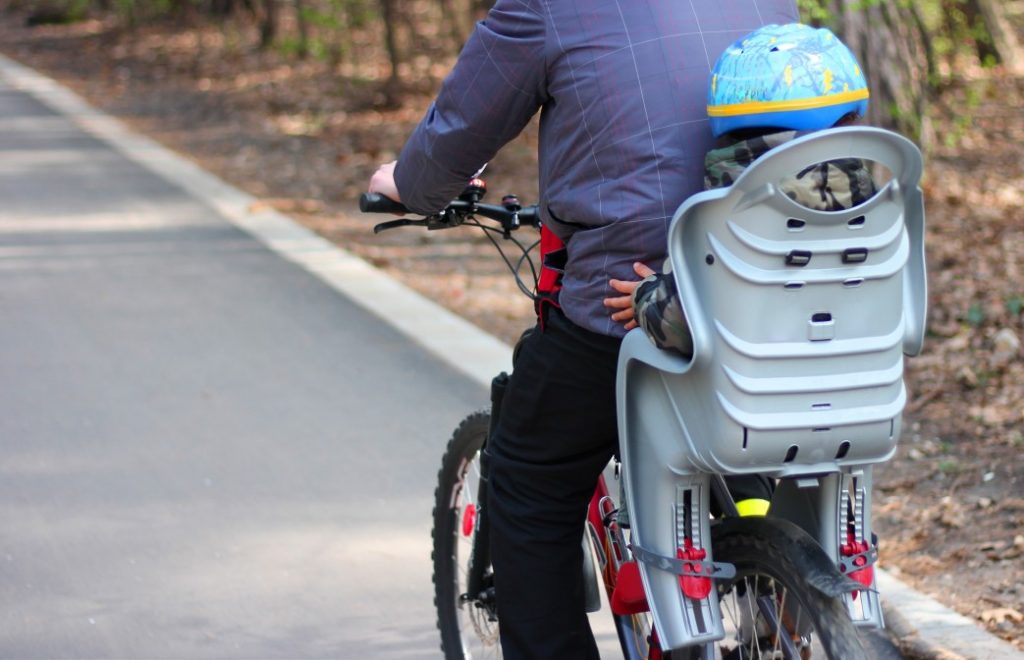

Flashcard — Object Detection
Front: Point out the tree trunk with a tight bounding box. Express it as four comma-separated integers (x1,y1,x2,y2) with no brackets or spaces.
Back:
295,0,310,59
824,0,931,143
209,0,238,17
436,0,469,47
961,0,1001,65
379,0,402,106
975,0,1024,74
259,0,278,49
470,0,492,19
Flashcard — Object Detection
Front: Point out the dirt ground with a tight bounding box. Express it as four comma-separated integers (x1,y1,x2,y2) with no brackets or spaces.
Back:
1,11,1021,650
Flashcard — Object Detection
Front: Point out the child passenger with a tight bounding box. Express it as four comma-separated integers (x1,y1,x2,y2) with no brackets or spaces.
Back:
605,23,877,354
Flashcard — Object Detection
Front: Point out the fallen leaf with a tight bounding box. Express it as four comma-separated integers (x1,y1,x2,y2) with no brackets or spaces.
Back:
980,608,1024,625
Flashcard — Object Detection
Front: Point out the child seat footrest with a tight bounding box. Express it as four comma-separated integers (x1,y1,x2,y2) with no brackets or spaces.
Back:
630,544,735,579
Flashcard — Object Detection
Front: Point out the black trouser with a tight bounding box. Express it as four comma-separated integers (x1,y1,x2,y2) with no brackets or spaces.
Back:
488,309,618,659
487,309,771,659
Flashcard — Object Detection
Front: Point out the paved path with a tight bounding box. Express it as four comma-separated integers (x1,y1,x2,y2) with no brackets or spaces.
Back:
0,63,488,658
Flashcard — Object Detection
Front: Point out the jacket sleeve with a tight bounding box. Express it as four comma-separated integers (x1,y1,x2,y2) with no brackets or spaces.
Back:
632,269,694,358
394,0,548,214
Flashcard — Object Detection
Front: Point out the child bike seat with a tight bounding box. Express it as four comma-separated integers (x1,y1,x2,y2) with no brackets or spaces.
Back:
618,126,926,478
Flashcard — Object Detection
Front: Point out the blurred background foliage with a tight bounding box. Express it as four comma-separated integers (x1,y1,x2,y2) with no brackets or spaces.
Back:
10,0,1023,141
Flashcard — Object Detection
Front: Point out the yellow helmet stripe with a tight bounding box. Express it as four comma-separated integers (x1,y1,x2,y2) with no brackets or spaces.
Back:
707,88,869,118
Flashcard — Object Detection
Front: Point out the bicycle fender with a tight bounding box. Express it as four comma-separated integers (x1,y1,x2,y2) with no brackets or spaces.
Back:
713,516,865,598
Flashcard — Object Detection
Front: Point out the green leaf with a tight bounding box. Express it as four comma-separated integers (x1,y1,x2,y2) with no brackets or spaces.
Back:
966,303,985,327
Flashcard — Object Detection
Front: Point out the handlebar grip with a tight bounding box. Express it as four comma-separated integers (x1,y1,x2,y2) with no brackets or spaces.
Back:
359,193,409,215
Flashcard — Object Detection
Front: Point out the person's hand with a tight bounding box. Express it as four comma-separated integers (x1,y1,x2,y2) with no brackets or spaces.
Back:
368,161,403,213
605,262,656,330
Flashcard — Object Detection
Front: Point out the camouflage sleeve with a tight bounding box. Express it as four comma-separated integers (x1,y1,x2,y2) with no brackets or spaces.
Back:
783,159,877,211
631,271,694,358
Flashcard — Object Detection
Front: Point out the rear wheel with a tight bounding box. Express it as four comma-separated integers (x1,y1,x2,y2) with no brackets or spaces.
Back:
708,518,867,660
432,412,501,659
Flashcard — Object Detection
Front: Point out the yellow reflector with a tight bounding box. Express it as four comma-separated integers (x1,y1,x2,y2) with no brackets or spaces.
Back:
735,498,771,517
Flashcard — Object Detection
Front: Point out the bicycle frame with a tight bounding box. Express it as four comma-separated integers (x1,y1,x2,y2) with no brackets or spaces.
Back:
587,469,657,660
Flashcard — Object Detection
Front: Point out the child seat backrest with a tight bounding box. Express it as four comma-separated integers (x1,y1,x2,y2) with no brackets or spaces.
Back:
654,127,925,476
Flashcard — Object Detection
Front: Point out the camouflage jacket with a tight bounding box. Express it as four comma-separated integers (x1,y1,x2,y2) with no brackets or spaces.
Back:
633,130,877,356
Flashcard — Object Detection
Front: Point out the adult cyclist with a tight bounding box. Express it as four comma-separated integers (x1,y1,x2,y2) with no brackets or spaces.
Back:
368,1,799,657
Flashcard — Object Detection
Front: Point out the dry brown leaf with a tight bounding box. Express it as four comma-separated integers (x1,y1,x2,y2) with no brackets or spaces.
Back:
980,608,1024,625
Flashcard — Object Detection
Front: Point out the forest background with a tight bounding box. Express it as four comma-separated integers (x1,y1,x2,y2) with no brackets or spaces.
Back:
1,0,1023,651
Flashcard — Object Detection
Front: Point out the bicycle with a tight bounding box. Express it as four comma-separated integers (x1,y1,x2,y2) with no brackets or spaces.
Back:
360,126,926,660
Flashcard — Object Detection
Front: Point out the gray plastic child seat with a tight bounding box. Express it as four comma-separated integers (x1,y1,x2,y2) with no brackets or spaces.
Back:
619,126,925,477
615,126,926,649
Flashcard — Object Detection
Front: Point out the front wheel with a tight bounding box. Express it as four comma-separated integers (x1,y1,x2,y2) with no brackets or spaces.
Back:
432,412,500,659
705,518,867,660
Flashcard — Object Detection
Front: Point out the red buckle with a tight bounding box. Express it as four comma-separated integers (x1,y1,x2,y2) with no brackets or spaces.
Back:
678,539,712,599
840,536,874,593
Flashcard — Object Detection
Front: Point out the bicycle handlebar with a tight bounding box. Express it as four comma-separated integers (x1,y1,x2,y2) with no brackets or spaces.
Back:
359,192,410,215
358,184,543,301
358,193,540,235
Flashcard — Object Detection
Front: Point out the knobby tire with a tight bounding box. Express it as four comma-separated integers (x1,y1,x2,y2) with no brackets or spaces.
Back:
432,411,500,659
704,518,868,660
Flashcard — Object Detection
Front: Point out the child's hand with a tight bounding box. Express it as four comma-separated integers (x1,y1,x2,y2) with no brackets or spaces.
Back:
605,262,656,330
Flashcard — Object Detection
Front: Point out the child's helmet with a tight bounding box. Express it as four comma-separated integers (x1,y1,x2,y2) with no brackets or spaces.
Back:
707,23,869,137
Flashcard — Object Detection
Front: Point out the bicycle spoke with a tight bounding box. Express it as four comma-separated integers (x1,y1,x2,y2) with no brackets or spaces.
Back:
772,584,786,659
711,521,869,660
794,606,807,659
747,577,759,660
722,589,740,650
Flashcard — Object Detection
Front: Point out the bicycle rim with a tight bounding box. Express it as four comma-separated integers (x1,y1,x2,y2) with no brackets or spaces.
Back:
432,412,501,659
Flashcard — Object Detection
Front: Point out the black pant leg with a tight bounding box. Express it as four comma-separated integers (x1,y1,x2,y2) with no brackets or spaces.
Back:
487,310,620,660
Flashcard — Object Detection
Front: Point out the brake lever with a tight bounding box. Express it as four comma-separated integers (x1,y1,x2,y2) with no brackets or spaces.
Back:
373,218,427,234
425,208,468,230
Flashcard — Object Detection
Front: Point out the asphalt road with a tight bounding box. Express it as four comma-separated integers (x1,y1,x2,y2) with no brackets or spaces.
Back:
0,78,491,658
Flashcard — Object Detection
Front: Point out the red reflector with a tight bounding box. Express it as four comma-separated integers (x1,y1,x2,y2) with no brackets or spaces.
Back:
461,504,476,537
610,561,650,615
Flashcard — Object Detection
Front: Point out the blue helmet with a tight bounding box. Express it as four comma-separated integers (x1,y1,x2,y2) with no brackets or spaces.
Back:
707,23,869,137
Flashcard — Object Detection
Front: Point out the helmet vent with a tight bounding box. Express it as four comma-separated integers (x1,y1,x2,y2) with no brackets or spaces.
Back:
786,218,806,231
